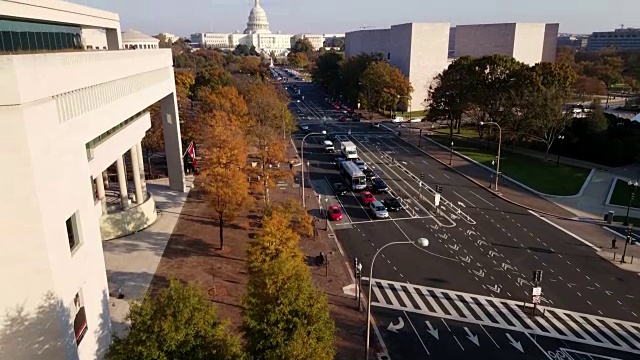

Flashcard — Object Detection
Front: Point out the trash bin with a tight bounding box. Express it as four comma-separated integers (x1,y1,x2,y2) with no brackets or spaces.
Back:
606,211,614,224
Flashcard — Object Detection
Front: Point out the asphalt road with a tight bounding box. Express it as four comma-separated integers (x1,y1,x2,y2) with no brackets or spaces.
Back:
281,70,640,360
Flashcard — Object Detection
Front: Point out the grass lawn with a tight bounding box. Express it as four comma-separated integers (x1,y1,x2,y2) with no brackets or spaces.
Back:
609,179,640,208
429,135,591,196
434,127,480,139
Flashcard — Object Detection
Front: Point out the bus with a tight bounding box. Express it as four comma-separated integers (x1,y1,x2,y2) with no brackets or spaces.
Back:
340,160,367,191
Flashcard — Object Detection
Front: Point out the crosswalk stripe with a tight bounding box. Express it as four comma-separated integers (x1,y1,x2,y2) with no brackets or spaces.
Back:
419,288,443,314
381,282,401,307
609,321,640,349
365,277,640,354
555,310,595,342
407,285,429,312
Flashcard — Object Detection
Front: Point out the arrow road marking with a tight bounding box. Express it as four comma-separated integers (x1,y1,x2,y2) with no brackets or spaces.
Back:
466,230,477,236
501,263,515,271
387,317,404,333
429,225,439,230
488,251,500,258
488,284,501,294
449,244,460,251
473,269,485,277
464,327,480,346
459,255,471,263
505,333,524,353
477,239,489,246
457,201,467,208
517,278,530,287
425,321,439,340
437,233,449,240
567,283,577,288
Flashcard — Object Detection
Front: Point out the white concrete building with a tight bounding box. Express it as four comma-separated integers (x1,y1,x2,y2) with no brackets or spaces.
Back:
346,23,450,112
0,1,185,359
453,23,559,65
158,32,180,43
292,33,325,50
122,29,160,50
189,0,331,56
345,22,559,112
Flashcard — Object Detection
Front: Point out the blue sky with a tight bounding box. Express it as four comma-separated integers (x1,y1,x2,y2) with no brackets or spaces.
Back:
77,0,638,37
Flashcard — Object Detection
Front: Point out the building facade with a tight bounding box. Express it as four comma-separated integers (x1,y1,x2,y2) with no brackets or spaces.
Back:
557,33,589,50
189,0,333,56
122,29,160,49
587,28,640,52
346,22,558,112
0,1,185,359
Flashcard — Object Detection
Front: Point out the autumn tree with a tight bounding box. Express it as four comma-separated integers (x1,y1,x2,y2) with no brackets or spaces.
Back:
581,48,624,106
193,66,233,93
174,70,195,96
360,61,413,115
287,51,309,69
244,208,335,359
106,279,244,360
292,38,314,54
195,85,252,133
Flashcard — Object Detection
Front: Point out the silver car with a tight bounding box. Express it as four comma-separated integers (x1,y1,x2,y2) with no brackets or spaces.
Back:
370,200,389,219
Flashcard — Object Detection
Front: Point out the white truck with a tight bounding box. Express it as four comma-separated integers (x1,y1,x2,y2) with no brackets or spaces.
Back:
340,141,358,160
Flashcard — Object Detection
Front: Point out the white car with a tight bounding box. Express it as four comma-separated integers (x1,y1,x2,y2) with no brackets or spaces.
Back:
370,200,389,219
392,117,405,123
409,118,422,123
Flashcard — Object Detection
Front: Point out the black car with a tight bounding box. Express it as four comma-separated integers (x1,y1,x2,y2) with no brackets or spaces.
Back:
363,168,377,181
370,178,389,193
333,182,348,196
383,197,402,211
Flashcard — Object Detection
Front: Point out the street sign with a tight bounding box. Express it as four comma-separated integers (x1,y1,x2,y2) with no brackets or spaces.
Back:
532,286,542,296
532,295,541,304
434,193,441,207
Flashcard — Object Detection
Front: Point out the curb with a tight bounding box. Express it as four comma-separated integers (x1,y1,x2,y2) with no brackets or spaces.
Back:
381,125,601,224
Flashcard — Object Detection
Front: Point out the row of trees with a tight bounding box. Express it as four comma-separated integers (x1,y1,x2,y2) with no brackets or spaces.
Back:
106,205,334,359
313,51,413,117
557,46,640,100
428,54,640,166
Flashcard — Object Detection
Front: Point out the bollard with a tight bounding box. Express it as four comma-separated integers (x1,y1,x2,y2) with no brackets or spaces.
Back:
632,256,635,264
613,252,616,260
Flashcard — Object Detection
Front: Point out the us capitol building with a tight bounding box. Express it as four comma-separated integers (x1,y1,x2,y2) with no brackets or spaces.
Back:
190,0,343,56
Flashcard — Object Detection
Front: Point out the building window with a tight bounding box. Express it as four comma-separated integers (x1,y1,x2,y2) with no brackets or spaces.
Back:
66,213,81,252
0,19,82,53
73,291,88,346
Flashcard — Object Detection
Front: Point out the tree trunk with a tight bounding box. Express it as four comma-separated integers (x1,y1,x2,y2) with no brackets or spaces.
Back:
545,144,551,161
219,215,224,250
145,151,153,179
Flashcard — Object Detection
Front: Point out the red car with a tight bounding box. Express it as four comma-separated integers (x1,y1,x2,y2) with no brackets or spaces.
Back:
328,205,344,221
339,116,347,122
360,191,376,205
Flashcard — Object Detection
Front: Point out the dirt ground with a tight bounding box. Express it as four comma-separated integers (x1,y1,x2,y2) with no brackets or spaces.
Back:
149,144,368,358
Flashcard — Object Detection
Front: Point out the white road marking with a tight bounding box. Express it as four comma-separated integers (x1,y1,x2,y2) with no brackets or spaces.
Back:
528,211,599,250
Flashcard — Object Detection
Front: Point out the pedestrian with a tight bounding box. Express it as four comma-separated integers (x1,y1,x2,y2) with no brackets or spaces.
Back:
612,237,617,249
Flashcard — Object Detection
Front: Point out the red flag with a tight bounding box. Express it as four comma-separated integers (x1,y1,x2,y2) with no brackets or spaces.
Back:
187,141,196,169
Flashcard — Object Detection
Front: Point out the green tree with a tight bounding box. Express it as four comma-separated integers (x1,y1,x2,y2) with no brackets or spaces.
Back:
312,51,344,95
233,44,251,56
244,208,335,359
106,279,244,360
287,51,309,68
292,38,314,54
339,53,379,107
194,66,233,93
360,61,412,116
582,48,624,106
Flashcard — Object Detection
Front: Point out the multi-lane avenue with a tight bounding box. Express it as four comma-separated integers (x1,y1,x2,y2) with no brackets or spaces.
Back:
279,68,640,360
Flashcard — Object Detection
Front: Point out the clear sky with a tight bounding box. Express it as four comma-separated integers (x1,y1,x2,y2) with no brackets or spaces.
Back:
77,0,638,37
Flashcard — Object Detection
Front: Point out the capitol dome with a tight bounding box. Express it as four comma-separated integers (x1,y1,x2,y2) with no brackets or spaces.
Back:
244,0,271,34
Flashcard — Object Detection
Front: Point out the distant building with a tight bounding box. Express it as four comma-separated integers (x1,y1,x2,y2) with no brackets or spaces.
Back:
557,34,589,50
158,32,180,43
587,27,640,52
292,33,324,50
346,22,558,112
122,29,160,49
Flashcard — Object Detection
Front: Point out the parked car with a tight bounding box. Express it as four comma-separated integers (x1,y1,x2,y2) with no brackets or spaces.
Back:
370,178,389,193
363,168,377,181
392,117,405,123
328,205,344,221
371,122,380,128
333,182,348,196
409,118,422,123
360,191,376,205
383,197,402,211
369,200,389,219
299,124,309,131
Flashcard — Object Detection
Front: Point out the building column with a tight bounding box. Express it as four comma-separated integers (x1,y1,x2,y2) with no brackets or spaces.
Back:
136,141,147,197
95,173,107,214
115,156,129,209
161,92,186,192
102,170,109,189
130,146,144,204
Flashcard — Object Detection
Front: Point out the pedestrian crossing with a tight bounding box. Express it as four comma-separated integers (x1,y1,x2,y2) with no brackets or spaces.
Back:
366,278,640,355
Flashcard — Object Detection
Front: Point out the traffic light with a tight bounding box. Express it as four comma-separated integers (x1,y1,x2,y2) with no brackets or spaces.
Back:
532,270,543,284
420,172,425,181
354,258,360,276
436,185,443,194
627,227,633,237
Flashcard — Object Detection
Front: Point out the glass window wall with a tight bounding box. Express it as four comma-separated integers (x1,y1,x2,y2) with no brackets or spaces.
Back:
0,18,82,53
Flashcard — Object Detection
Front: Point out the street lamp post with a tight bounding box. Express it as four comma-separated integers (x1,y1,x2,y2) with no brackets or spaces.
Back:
624,180,639,226
365,238,430,360
398,95,412,122
480,121,502,191
301,130,327,208
449,141,454,166
556,135,565,166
